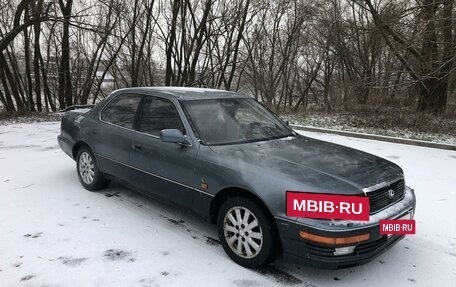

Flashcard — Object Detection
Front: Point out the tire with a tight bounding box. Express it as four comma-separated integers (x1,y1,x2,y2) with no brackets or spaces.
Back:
76,146,109,191
217,197,278,268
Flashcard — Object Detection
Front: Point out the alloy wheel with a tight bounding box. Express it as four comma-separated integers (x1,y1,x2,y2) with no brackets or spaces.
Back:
79,152,95,185
223,206,263,259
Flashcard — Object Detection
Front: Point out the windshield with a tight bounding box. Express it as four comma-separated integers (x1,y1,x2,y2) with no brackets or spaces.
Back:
181,97,293,145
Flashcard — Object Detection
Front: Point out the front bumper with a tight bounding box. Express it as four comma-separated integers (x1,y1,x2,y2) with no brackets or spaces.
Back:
276,186,416,269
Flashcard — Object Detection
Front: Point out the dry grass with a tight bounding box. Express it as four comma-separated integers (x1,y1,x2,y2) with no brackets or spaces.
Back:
0,111,61,125
280,102,456,137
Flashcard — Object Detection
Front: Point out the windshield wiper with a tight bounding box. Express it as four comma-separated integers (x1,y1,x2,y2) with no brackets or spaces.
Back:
208,133,294,146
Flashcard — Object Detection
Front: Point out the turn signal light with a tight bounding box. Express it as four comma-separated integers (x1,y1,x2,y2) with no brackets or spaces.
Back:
299,231,370,245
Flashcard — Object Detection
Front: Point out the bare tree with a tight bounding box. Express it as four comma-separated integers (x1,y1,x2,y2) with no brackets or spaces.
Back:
361,0,455,115
0,0,455,116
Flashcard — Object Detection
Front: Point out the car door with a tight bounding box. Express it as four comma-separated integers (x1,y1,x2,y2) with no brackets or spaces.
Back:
129,96,198,207
89,93,142,181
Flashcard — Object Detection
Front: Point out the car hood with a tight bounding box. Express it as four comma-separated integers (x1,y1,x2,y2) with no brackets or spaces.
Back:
208,135,403,194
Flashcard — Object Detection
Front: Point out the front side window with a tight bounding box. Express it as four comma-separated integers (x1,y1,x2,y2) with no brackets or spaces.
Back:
101,94,142,129
138,97,185,136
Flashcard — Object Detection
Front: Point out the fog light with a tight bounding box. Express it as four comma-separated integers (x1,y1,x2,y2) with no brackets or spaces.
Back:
334,246,356,256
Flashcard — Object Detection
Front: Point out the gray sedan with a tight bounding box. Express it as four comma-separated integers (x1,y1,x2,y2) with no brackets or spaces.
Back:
58,87,416,269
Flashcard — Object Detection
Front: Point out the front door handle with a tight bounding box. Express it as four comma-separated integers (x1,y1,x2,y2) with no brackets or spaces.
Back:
132,144,142,150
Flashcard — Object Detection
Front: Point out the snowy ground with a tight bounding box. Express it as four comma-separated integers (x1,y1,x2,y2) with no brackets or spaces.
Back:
0,122,455,287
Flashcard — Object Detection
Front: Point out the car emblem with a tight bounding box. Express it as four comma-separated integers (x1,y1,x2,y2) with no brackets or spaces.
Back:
388,189,395,199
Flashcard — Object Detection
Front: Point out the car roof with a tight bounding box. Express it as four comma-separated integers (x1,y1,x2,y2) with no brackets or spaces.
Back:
113,87,250,101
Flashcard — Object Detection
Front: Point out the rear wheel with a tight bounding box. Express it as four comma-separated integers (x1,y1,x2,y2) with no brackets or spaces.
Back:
217,197,278,268
76,146,109,191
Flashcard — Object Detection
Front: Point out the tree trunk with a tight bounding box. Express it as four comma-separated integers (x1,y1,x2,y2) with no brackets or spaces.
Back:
23,8,35,111
0,79,16,112
58,0,73,109
0,53,25,111
363,0,453,115
33,7,42,111
417,0,453,115
188,0,212,84
39,53,55,112
226,0,250,90
165,0,180,86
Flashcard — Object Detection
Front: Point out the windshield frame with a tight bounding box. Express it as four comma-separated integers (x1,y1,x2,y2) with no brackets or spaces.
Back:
180,97,295,146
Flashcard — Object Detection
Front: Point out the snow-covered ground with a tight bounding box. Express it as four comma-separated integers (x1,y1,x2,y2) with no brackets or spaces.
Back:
0,122,455,287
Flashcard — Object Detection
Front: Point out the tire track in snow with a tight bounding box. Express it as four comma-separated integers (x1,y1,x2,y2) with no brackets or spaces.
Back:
101,186,306,286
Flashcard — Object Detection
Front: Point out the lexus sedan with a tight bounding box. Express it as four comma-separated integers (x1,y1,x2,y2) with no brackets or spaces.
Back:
58,87,416,269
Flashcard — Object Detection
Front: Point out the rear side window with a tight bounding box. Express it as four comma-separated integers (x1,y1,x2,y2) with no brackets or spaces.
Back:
101,94,141,129
138,97,185,136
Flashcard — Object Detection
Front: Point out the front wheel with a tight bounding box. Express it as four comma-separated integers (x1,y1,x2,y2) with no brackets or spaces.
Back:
217,197,278,268
76,147,109,191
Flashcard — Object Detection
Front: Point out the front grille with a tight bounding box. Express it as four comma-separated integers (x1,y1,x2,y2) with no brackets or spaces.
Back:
366,179,405,214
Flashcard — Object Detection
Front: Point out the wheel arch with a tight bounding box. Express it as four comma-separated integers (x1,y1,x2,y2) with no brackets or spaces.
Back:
209,187,283,250
72,141,91,159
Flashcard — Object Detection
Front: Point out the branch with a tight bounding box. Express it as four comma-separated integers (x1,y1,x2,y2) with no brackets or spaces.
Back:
0,16,49,52
361,0,422,60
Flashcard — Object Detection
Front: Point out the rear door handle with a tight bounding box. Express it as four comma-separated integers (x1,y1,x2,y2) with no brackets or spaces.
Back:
132,144,142,150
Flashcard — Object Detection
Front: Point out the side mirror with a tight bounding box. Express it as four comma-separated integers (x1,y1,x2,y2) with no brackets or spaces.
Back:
281,118,290,126
160,129,191,146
